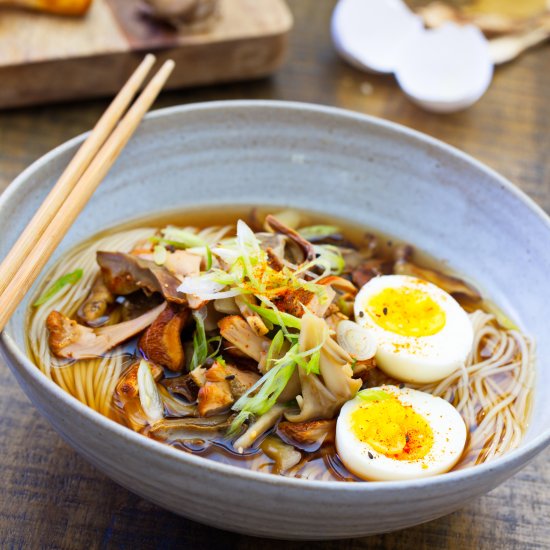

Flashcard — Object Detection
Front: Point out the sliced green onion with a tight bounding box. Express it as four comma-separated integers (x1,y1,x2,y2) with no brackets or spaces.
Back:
205,245,213,271
248,302,302,330
161,226,206,248
304,349,321,375
313,244,345,275
265,329,284,371
190,310,208,370
153,245,167,266
357,388,392,402
229,344,299,434
33,269,83,307
298,225,340,239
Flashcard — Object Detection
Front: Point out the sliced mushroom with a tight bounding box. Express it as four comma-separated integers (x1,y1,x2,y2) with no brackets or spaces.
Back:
351,258,393,288
218,315,271,362
164,250,202,279
286,312,361,423
190,365,208,387
318,275,358,296
394,260,481,301
197,361,260,417
234,295,269,336
213,298,240,315
272,285,335,318
162,373,202,402
47,303,166,360
148,415,232,443
224,364,261,399
139,304,190,371
120,291,164,322
233,404,286,451
265,246,284,272
77,274,115,325
277,419,336,452
265,214,316,263
261,435,302,473
157,385,197,418
197,380,233,417
97,251,185,304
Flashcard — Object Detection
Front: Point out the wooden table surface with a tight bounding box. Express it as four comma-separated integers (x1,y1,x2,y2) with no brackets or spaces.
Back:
1,1,549,548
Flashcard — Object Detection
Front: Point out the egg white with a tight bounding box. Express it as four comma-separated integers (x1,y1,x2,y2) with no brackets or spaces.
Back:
354,275,473,383
336,386,467,481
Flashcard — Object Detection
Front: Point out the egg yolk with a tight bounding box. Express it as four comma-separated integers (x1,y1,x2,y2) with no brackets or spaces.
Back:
366,286,446,337
350,397,434,460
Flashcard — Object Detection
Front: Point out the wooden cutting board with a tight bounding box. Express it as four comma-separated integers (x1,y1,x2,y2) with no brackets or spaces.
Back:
0,0,293,109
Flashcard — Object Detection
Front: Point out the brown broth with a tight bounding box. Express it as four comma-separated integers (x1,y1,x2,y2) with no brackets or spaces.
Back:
27,205,532,481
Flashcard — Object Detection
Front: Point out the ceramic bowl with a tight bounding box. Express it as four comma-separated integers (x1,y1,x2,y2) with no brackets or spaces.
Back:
0,101,548,540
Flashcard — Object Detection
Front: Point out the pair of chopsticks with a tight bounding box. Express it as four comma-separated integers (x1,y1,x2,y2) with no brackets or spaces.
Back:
0,54,175,332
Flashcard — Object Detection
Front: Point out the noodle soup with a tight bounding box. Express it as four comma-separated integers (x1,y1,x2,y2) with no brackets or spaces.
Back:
27,207,534,481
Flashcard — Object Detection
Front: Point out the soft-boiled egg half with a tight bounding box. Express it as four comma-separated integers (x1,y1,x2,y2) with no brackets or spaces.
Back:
354,275,473,383
336,386,467,481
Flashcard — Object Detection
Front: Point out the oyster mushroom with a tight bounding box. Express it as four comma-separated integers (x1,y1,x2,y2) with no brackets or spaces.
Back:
260,436,302,473
47,303,166,360
97,251,185,304
197,361,260,417
234,295,270,336
393,246,481,301
148,414,232,443
277,419,336,452
265,214,316,263
77,274,115,325
218,315,271,363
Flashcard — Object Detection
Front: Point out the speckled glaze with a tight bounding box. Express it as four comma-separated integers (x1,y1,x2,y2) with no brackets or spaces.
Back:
0,101,548,540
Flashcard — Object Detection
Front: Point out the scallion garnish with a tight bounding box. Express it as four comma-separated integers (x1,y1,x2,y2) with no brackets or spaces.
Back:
229,347,298,435
248,303,302,330
357,388,392,402
33,269,83,307
298,225,340,240
190,310,208,370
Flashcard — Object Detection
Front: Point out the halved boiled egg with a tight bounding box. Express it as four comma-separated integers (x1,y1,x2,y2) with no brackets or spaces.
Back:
336,386,467,481
354,275,473,383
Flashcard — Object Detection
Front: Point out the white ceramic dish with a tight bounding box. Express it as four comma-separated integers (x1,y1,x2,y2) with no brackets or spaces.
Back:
0,101,548,540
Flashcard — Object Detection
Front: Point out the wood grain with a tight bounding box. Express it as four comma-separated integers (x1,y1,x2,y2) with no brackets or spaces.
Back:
0,0,549,547
0,0,292,108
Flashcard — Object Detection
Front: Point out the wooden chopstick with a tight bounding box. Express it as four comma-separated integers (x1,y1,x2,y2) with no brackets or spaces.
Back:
0,58,175,331
0,54,156,298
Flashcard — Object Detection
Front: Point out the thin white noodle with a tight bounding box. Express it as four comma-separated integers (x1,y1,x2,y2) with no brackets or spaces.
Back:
28,228,535,477
28,228,155,415
414,310,534,467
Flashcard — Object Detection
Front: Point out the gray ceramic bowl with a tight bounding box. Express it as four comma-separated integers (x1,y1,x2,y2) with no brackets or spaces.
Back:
1,101,548,540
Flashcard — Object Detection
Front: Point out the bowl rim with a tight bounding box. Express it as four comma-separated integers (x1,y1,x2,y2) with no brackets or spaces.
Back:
1,99,548,492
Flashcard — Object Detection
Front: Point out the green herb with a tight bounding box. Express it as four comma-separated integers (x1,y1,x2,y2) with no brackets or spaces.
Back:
313,244,345,275
229,344,298,434
190,310,208,370
264,330,284,371
304,349,321,375
33,269,83,307
162,226,207,248
357,388,392,402
298,225,340,239
248,303,302,330
205,245,213,271
153,245,167,266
